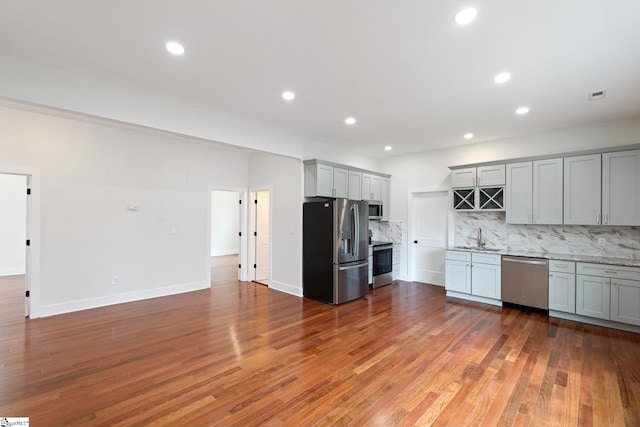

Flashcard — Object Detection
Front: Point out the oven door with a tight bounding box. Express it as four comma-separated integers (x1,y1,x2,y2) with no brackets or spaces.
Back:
373,246,393,275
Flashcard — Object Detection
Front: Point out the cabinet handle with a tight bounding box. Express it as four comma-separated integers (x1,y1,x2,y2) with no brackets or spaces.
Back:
604,213,608,225
612,280,617,286
555,263,568,268
549,273,554,277
473,177,477,186
332,188,336,197
528,214,532,224
596,213,600,224
604,269,618,274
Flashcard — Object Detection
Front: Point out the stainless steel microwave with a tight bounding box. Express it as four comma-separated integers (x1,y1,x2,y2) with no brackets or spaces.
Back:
368,202,383,220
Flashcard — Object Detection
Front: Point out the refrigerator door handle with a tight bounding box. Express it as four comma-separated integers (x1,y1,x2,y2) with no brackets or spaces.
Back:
353,203,359,258
338,261,369,271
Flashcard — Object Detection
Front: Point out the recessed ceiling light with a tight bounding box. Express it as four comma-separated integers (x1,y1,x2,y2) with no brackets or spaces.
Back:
464,133,474,139
494,72,511,84
384,146,393,151
516,106,530,115
345,117,356,125
455,8,478,25
166,41,185,55
282,91,295,101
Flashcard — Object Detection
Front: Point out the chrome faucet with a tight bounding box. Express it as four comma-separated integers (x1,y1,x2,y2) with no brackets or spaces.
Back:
477,227,485,248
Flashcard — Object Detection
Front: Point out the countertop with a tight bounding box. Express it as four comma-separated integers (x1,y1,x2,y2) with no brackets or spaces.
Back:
447,246,640,268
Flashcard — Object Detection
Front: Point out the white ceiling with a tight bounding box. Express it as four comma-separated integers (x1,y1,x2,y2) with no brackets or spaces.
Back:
2,0,640,158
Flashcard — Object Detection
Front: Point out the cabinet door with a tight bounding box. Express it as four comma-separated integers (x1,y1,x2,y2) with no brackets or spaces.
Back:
392,244,401,280
533,158,563,224
506,162,532,224
362,173,381,200
549,271,576,313
348,171,362,201
564,154,602,225
380,177,390,220
304,163,334,197
602,150,640,226
333,167,349,198
477,165,505,186
611,278,640,326
445,260,471,294
471,262,501,299
576,275,610,320
451,168,476,188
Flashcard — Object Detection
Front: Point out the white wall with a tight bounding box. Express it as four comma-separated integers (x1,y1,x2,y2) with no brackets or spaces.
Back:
0,104,252,317
382,115,640,279
0,174,27,275
210,191,240,256
248,152,303,296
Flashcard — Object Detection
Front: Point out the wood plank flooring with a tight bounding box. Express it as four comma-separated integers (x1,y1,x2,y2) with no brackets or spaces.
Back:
1,257,639,426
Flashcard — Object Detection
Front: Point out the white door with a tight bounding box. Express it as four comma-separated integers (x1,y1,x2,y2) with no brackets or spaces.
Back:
411,191,448,285
255,190,270,284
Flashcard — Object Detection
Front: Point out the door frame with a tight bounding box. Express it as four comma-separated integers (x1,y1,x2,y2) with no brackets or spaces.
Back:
207,185,248,282
0,165,40,318
249,186,272,284
407,186,451,283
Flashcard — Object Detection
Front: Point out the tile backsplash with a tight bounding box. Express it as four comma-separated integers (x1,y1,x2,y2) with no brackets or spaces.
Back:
454,212,640,260
369,220,402,244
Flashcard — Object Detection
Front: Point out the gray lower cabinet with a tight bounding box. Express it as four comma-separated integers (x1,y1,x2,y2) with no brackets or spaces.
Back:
445,251,500,302
471,253,501,299
445,251,471,293
576,262,640,326
548,260,576,313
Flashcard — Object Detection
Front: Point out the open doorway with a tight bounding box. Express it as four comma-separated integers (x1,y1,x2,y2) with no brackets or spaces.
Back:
0,173,29,320
251,189,270,286
210,189,244,286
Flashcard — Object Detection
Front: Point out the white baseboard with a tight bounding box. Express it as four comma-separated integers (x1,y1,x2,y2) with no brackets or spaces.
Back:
210,250,239,257
269,280,303,297
0,267,25,276
37,280,210,318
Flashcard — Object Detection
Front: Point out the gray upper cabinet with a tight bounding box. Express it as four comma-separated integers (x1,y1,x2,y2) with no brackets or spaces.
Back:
362,173,382,201
506,162,532,224
533,158,564,224
451,165,505,188
348,170,362,201
506,159,562,224
305,163,348,198
564,154,602,225
602,149,640,226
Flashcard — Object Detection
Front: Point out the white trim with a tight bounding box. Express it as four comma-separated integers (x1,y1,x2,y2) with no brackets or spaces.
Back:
446,291,502,307
0,164,40,318
269,280,303,297
249,186,272,284
38,280,209,318
0,268,25,276
550,310,640,334
207,185,249,282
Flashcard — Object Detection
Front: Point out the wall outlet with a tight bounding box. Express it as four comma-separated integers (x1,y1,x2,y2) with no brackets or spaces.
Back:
112,276,119,286
597,238,606,248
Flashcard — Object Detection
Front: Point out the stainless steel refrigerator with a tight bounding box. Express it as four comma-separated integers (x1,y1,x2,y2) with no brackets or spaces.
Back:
303,199,369,305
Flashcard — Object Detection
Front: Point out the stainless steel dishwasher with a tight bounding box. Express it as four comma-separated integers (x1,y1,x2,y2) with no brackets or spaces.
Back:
501,256,549,309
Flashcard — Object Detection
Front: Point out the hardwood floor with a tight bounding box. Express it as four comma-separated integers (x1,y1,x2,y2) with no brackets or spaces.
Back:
1,263,639,426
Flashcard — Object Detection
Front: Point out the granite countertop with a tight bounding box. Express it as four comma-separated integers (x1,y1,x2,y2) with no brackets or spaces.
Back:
447,246,640,268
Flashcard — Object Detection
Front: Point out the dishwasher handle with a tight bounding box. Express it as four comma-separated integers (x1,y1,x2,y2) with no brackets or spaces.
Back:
502,256,548,266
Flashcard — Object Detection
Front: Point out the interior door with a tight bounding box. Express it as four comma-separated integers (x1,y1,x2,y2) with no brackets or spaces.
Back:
412,191,448,285
255,190,270,284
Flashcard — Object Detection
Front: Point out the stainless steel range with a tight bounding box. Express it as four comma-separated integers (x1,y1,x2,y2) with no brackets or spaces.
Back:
371,241,393,288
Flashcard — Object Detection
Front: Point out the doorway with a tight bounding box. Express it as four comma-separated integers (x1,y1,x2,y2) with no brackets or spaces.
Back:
210,189,244,285
0,173,30,318
410,190,449,285
252,189,270,285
